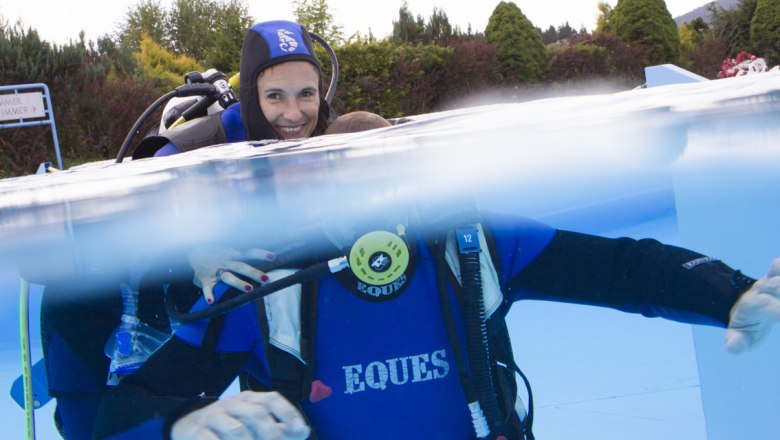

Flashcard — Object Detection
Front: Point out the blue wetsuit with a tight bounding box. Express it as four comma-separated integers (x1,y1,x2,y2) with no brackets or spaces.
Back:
93,212,751,439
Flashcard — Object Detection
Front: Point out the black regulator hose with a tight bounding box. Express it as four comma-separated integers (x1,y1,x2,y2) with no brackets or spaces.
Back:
459,249,505,439
308,32,339,103
166,256,348,324
115,83,217,163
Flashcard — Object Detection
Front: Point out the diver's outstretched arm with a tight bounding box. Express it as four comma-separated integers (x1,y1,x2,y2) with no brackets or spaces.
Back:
727,258,780,353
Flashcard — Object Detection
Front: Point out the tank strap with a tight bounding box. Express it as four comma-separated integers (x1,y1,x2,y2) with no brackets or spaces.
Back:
133,112,227,158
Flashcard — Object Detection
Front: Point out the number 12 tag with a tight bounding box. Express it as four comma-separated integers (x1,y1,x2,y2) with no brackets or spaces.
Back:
455,225,481,254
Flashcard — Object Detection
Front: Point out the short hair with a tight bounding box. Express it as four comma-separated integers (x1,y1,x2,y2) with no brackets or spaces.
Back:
324,111,391,135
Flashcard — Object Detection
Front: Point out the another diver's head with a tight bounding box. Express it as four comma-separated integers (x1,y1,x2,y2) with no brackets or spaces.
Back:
324,111,391,135
239,20,332,141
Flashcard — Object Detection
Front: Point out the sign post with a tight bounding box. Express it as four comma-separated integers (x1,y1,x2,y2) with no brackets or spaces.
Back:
0,83,63,170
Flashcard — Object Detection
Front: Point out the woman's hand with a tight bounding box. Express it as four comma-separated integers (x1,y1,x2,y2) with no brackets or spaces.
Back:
171,391,310,440
188,246,276,304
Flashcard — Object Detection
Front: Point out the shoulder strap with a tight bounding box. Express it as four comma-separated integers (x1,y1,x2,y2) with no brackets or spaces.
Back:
254,280,319,404
165,112,228,153
133,112,228,158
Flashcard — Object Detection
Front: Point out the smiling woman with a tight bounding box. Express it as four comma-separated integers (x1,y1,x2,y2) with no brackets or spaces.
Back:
140,19,336,158
257,61,321,140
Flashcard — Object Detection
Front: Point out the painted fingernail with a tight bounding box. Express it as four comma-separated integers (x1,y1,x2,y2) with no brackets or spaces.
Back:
267,253,276,261
244,284,253,292
207,297,213,304
261,274,269,283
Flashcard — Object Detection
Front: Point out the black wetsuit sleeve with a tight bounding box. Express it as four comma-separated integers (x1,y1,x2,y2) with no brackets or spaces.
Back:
92,335,248,439
507,230,755,327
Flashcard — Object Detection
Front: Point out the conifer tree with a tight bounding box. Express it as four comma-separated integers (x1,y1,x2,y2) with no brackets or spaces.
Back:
208,0,254,73
610,0,680,65
749,0,780,65
484,1,548,83
425,7,453,43
168,0,214,62
134,34,202,89
117,0,169,52
391,1,425,44
708,0,758,57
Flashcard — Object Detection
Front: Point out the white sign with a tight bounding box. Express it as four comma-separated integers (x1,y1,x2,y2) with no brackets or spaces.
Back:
0,92,46,121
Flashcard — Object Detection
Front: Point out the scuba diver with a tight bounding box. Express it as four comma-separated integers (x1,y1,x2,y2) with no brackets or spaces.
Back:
89,164,780,440
39,19,337,440
90,41,780,437
133,19,336,159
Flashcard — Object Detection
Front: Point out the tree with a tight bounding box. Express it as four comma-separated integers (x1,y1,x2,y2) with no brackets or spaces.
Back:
117,0,169,52
116,0,252,67
540,25,558,44
390,3,458,45
425,7,453,43
96,35,139,78
391,1,425,44
708,0,757,57
134,33,203,89
539,23,580,45
207,0,253,73
446,23,482,41
609,0,680,65
557,22,577,40
595,1,614,34
678,17,725,76
484,1,548,83
680,19,708,55
749,0,780,65
167,0,215,63
294,0,344,46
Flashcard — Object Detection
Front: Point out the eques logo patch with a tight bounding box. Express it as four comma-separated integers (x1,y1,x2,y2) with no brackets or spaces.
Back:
276,28,299,52
342,349,450,394
357,274,408,298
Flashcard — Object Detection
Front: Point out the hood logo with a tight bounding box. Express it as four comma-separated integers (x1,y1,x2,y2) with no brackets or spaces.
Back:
277,29,299,52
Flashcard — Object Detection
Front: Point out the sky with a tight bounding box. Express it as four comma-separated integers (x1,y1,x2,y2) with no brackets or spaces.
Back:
1,0,711,46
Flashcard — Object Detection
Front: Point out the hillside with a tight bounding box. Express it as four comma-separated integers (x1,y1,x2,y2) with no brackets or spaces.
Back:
674,0,740,26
